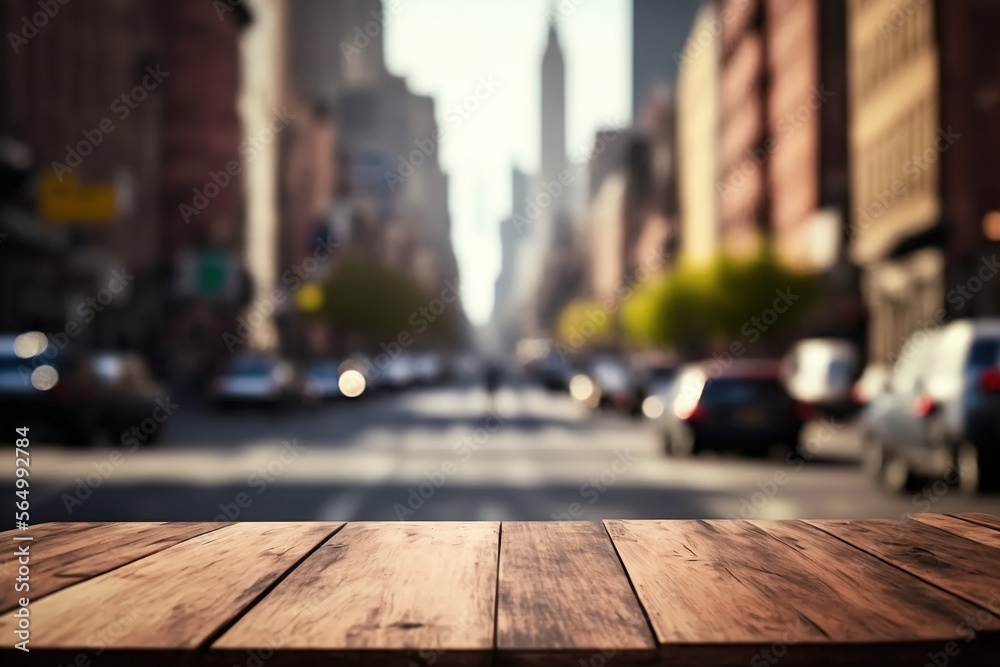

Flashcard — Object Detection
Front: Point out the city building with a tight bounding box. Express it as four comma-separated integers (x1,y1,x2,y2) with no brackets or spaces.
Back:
676,2,721,267
1,0,169,358
240,0,289,353
276,90,338,357
848,0,1000,364
285,0,463,351
287,0,391,110
629,90,679,275
492,168,534,351
718,0,768,256
764,0,863,342
765,0,848,272
541,13,567,199
632,0,703,121
530,12,577,333
157,0,253,389
585,171,628,301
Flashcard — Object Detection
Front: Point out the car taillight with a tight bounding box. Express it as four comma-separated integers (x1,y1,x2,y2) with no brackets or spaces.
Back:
980,368,1000,392
47,379,66,400
676,403,706,423
913,394,937,417
795,402,815,421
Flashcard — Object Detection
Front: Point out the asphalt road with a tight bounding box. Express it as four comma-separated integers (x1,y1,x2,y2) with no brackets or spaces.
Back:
8,382,1000,524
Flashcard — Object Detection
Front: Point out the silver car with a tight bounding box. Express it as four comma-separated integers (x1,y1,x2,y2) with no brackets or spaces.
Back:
862,318,1000,494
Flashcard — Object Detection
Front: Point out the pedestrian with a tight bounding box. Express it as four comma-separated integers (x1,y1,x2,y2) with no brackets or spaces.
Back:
484,361,502,413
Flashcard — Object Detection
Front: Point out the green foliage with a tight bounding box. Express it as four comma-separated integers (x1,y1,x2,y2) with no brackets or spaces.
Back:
621,247,819,351
321,256,459,345
554,298,614,349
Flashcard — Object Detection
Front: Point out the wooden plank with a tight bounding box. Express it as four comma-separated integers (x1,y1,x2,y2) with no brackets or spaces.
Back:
0,522,341,652
0,521,116,542
496,521,655,664
605,519,830,644
214,522,499,666
607,519,1000,666
808,518,1000,613
912,514,1000,550
951,513,1000,533
0,522,229,613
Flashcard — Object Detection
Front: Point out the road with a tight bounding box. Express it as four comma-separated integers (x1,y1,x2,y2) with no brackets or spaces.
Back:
9,381,1000,523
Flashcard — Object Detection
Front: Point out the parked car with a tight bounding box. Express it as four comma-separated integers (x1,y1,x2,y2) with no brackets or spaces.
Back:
655,360,809,458
0,334,168,445
304,359,343,401
412,352,445,385
629,362,678,418
534,354,574,392
782,338,860,418
382,355,416,390
640,369,680,420
861,319,1000,494
852,362,891,406
85,351,172,443
211,354,304,409
588,356,634,412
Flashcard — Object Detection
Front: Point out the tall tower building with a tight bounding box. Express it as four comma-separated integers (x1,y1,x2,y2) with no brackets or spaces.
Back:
541,10,566,190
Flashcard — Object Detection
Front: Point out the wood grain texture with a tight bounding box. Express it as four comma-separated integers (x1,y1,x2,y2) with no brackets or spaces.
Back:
0,522,341,650
2,519,999,666
0,521,115,542
607,518,999,664
951,512,1000,532
807,518,1000,615
0,522,229,613
214,522,498,666
605,519,830,644
912,514,1000,550
496,521,655,662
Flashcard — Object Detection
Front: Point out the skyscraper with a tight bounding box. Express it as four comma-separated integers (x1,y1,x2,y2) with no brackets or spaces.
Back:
541,10,566,192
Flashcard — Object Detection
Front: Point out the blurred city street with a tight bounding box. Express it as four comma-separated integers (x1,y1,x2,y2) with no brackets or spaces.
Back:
4,0,1000,529
12,377,1000,524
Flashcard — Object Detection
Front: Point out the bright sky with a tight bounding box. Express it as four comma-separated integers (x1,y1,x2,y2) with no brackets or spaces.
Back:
384,0,632,325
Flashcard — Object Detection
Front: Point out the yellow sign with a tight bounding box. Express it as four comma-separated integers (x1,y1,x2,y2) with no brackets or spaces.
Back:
39,172,117,223
295,283,324,312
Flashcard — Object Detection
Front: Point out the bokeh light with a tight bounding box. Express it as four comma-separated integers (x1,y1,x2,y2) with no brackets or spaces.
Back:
13,331,48,359
338,369,366,398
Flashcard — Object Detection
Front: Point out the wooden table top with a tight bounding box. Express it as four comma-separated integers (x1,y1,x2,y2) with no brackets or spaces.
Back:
2,515,999,666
